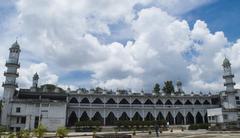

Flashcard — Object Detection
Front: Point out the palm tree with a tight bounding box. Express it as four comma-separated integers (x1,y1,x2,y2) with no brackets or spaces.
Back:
33,124,47,138
56,127,68,138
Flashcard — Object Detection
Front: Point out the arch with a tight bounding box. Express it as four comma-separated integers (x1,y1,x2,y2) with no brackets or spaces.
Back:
132,112,143,121
174,100,183,105
186,112,194,124
165,99,172,105
144,99,153,105
166,112,174,125
92,112,104,124
204,113,208,123
194,100,201,105
145,112,155,121
119,98,129,104
157,112,164,121
119,112,130,121
185,100,192,105
80,111,89,121
175,112,184,125
80,98,90,103
156,99,163,105
196,112,203,124
68,111,78,126
132,99,142,104
69,97,78,103
106,112,117,126
203,100,210,105
106,98,116,104
92,98,104,104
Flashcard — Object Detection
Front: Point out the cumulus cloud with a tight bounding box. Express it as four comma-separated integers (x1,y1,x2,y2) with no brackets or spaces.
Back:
0,0,239,95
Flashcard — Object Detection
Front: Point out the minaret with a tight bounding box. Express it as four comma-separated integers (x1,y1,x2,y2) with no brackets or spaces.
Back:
30,72,39,92
176,80,183,93
222,57,235,92
1,41,21,126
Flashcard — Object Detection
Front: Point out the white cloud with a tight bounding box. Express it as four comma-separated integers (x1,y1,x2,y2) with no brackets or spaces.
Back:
0,0,239,95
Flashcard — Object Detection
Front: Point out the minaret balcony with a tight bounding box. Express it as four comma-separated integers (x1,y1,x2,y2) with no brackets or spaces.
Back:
223,74,234,79
4,71,19,77
224,82,236,86
5,61,20,68
2,82,18,88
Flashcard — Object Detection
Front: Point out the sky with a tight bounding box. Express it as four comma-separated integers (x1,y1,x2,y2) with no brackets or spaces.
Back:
1,0,240,96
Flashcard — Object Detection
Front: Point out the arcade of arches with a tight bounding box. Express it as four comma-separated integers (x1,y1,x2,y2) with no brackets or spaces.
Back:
67,111,208,126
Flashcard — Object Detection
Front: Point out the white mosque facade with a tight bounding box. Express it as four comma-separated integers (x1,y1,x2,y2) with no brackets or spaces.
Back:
0,42,240,131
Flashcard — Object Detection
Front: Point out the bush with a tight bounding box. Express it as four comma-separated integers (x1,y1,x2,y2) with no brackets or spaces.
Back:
188,124,209,130
56,127,68,138
16,129,31,138
75,121,102,132
33,124,47,138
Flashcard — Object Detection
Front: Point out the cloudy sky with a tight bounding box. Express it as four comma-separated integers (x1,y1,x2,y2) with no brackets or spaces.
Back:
1,0,240,95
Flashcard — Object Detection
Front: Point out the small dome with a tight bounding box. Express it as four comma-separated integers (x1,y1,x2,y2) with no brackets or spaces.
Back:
222,57,231,67
11,41,20,49
33,72,39,80
176,80,182,86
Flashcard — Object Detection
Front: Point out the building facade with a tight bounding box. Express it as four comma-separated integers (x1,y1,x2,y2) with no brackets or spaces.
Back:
0,42,239,131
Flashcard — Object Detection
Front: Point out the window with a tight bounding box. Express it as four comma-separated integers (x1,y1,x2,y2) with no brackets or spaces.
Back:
16,107,21,113
208,116,211,121
212,116,215,120
223,114,228,120
235,96,239,100
21,117,26,124
236,101,240,105
16,117,20,123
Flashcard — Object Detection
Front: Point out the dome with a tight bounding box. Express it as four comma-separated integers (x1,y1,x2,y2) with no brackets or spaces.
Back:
222,57,231,67
176,80,182,86
33,72,39,80
11,41,20,49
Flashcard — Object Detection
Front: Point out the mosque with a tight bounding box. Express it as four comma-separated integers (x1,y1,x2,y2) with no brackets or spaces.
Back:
0,41,239,131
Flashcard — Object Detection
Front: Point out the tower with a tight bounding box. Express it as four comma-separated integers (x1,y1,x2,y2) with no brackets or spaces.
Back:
1,41,21,126
176,80,183,93
222,57,235,92
30,72,39,92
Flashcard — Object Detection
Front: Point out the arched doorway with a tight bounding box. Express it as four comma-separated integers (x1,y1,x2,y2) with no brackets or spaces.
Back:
165,100,172,105
68,111,78,126
69,97,78,103
157,112,164,121
132,112,143,121
204,113,208,123
144,99,153,105
145,112,154,121
194,100,201,105
186,112,194,124
132,99,141,104
80,98,90,103
106,112,117,125
174,100,183,105
119,99,129,104
196,112,203,124
185,100,192,105
119,112,130,121
156,99,163,105
92,98,104,104
203,100,210,105
80,111,89,121
92,112,104,125
106,98,116,104
166,112,174,125
175,112,184,125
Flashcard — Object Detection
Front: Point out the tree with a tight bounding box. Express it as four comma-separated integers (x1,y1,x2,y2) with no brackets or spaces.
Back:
56,127,68,138
162,81,174,95
0,100,2,113
153,83,160,95
33,124,47,138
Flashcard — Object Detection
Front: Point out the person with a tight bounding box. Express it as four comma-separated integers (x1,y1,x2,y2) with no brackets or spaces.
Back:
155,123,159,137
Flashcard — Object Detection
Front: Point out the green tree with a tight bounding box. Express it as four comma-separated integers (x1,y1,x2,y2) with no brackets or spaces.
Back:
153,83,160,95
33,124,47,138
162,81,174,95
0,100,2,113
16,129,31,138
56,127,68,138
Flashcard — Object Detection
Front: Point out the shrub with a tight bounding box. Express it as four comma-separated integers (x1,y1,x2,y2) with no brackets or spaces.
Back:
33,124,47,138
188,124,209,130
56,127,68,138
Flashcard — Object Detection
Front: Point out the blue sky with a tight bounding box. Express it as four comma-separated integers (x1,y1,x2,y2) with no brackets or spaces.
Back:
184,0,240,42
1,0,240,95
